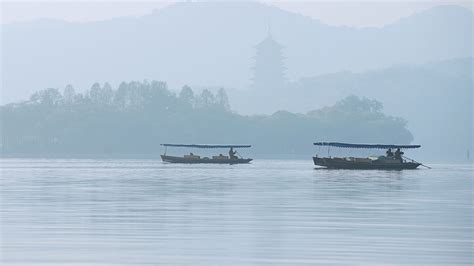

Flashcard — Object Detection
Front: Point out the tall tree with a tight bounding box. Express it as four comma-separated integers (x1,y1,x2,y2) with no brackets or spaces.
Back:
216,88,230,111
89,82,102,105
63,84,75,104
102,82,114,105
198,89,215,108
179,85,195,107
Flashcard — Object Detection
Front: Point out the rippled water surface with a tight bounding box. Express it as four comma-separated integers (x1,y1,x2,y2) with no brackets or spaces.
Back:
1,159,472,265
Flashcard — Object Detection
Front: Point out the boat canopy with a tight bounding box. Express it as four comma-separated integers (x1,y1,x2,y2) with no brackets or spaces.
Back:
313,142,420,149
161,144,251,149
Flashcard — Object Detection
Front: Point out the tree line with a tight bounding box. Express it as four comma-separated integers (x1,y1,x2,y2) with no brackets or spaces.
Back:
27,81,230,111
1,81,413,157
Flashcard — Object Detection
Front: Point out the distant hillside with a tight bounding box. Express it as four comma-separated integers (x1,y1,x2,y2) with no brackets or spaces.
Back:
228,58,473,162
2,3,472,103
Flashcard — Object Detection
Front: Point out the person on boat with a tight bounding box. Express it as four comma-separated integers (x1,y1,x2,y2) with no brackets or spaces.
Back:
386,148,394,158
229,147,238,159
394,148,404,163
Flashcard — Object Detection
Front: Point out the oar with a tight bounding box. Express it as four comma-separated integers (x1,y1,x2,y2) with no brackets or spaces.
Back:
403,155,431,169
236,151,243,159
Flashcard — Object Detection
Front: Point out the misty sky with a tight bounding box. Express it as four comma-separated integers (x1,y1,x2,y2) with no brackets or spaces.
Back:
2,0,472,27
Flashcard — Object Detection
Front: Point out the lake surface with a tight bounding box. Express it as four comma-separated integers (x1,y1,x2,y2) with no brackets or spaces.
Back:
0,159,472,265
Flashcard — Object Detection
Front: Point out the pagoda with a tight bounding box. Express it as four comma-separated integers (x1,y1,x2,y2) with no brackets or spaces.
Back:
251,31,286,90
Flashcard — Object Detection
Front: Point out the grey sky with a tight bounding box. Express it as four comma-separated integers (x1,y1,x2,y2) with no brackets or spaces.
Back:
1,1,472,27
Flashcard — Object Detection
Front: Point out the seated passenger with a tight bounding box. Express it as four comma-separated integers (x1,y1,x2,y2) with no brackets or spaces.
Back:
386,148,394,158
394,148,404,163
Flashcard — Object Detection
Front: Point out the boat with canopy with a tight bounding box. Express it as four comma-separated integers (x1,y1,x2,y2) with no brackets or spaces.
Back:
160,144,253,164
313,142,426,170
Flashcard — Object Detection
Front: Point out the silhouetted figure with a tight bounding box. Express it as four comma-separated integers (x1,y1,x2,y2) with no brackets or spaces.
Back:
229,147,238,159
386,148,394,158
394,148,404,163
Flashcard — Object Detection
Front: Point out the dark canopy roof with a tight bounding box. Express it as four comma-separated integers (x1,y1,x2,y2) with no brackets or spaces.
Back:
313,142,420,149
161,144,251,149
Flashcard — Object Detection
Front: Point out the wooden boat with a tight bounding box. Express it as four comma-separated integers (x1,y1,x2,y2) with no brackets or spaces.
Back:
160,144,253,164
313,142,426,170
161,155,252,164
313,157,420,170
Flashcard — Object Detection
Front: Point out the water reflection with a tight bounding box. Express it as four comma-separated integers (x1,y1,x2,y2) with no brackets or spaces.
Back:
1,159,472,265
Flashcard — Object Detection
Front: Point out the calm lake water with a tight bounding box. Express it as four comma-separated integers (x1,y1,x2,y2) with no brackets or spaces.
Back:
0,159,472,265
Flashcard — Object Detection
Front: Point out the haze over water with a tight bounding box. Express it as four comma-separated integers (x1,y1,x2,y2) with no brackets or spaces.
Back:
1,159,472,265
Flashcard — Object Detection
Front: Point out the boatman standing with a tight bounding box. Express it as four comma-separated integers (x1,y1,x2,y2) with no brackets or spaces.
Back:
229,147,238,159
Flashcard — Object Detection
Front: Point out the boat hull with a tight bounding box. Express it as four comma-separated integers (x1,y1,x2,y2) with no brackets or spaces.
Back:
161,155,252,164
313,157,420,170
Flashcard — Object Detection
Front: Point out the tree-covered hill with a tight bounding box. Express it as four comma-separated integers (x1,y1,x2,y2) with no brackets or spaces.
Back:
228,58,472,162
0,81,412,158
